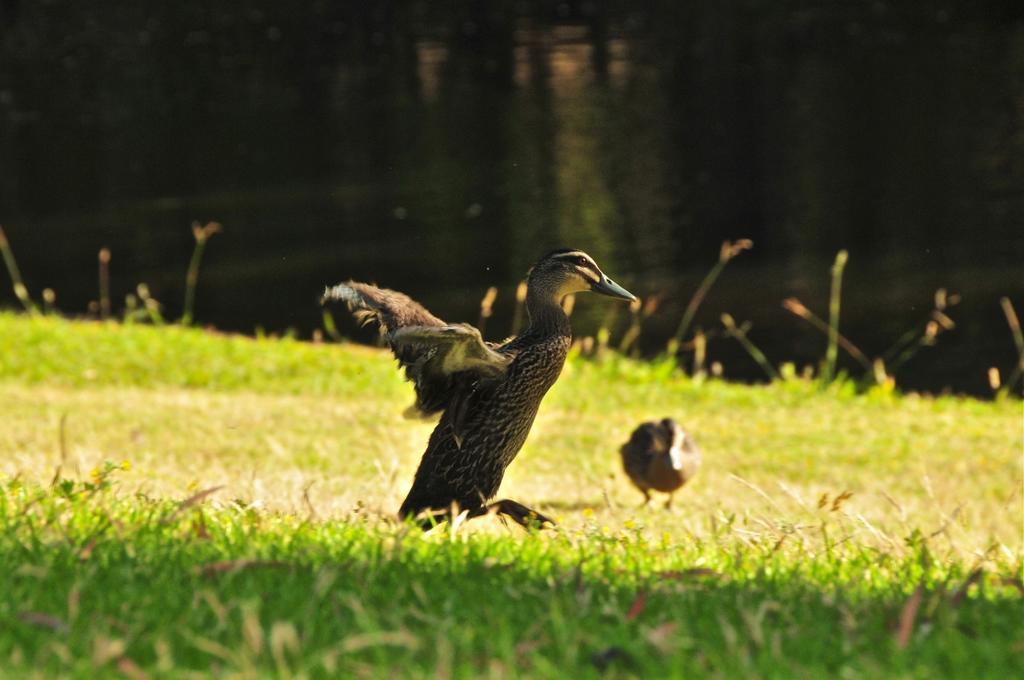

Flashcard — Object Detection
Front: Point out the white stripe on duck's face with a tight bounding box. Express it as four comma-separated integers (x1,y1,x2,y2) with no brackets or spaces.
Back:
667,421,686,470
550,251,603,296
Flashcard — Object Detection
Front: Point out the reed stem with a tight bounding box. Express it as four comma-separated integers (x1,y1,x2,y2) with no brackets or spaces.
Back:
137,283,165,325
182,221,221,326
999,297,1023,396
823,250,848,385
669,239,752,352
510,281,527,336
42,289,57,315
721,313,779,380
618,297,644,353
0,226,38,314
98,248,111,320
782,297,871,371
477,286,497,338
692,330,707,378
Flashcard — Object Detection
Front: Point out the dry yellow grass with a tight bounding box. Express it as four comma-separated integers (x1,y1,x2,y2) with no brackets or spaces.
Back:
3,362,1019,559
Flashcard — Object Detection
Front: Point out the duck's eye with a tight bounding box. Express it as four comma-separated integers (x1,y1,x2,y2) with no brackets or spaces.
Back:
575,256,589,267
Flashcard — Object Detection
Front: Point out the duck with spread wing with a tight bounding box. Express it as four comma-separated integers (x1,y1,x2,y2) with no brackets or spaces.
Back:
322,249,635,529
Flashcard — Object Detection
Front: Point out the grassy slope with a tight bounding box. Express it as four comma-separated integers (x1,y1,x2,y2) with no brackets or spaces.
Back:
0,312,1021,677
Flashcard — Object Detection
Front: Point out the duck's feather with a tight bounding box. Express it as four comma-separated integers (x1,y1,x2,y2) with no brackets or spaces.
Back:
323,282,510,416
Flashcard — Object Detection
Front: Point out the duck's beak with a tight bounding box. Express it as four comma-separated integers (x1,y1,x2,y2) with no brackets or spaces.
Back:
591,274,637,301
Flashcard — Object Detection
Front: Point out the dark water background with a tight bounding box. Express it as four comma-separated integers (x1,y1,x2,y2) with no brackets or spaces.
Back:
1,1,1022,395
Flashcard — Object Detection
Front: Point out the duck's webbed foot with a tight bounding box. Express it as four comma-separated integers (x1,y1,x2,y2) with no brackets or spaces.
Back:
473,498,556,530
401,499,554,531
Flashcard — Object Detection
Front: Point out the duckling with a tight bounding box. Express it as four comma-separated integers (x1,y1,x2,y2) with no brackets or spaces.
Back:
323,249,636,529
620,418,700,508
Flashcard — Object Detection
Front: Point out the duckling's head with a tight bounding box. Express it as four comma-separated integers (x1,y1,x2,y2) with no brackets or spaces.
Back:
528,249,636,303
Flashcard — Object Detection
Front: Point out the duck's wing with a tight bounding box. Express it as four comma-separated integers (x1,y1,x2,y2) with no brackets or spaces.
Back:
391,323,512,417
322,281,445,331
322,282,510,416
392,324,511,378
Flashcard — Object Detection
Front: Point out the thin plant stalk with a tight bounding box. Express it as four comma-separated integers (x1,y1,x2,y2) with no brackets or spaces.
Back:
137,284,165,325
669,239,752,353
999,297,1023,396
619,295,660,355
477,286,497,338
823,250,848,384
0,226,37,314
182,221,221,326
782,297,871,371
42,288,57,315
692,330,707,378
881,292,957,378
721,313,780,380
510,281,527,336
882,289,958,364
322,310,343,343
618,297,643,353
98,248,111,320
887,322,943,376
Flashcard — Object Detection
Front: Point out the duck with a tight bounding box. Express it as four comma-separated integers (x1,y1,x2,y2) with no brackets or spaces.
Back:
620,418,700,508
322,249,636,528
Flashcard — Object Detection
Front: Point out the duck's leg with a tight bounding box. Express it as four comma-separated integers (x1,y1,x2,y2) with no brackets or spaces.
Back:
470,498,555,529
664,492,674,510
640,489,651,506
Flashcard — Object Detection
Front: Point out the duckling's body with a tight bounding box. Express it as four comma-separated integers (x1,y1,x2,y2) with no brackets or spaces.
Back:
324,249,635,528
620,418,700,508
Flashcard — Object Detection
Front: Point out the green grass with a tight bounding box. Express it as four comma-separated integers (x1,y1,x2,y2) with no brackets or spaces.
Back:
1,312,1021,677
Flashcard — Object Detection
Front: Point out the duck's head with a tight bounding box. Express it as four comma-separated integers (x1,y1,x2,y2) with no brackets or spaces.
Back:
660,417,697,470
528,249,636,303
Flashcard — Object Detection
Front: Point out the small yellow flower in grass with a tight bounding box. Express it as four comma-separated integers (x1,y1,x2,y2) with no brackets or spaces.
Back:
121,461,131,472
623,519,637,530
583,508,594,518
601,525,612,536
89,467,101,480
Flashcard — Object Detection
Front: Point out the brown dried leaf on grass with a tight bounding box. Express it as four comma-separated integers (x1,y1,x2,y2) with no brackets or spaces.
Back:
817,491,854,512
831,491,854,512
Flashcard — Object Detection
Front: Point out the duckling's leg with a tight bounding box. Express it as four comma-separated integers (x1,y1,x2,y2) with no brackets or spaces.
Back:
640,489,651,506
664,493,674,510
472,499,555,529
